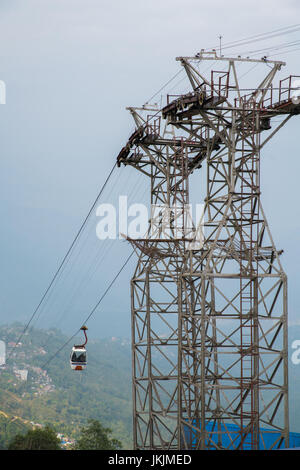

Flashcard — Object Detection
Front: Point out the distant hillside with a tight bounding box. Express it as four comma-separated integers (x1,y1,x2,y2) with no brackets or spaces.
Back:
0,323,133,449
0,322,300,449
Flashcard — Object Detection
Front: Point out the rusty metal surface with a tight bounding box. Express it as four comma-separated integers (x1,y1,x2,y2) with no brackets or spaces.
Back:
116,52,297,450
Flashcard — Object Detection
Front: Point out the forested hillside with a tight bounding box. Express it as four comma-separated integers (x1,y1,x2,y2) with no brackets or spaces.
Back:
1,322,300,449
0,323,133,449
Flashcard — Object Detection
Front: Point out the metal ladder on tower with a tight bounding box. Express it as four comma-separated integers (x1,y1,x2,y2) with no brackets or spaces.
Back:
239,102,259,450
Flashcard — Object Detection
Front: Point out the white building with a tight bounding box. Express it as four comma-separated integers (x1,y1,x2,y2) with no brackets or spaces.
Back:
15,369,28,381
0,340,5,366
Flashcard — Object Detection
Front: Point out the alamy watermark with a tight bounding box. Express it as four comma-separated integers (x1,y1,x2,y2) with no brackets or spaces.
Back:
95,196,204,248
291,340,300,365
0,80,6,104
291,79,300,105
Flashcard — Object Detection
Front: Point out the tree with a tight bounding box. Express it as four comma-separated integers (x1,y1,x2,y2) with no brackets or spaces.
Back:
75,419,122,450
8,425,61,450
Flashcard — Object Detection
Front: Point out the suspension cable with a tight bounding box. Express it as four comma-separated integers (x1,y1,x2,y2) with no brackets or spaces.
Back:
6,163,117,363
40,249,134,369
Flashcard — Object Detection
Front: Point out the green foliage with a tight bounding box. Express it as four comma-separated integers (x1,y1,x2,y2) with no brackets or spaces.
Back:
75,419,122,450
8,425,61,450
0,324,133,449
0,415,29,450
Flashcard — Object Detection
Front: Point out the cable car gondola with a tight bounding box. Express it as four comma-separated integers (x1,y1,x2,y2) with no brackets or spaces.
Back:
70,326,88,370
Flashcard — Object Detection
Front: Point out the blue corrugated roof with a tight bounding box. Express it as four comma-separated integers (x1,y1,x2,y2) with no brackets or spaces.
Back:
184,422,300,450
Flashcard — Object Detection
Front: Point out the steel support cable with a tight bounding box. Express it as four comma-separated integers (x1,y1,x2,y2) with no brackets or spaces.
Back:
32,167,128,330
40,208,149,368
6,163,117,363
144,69,184,106
40,249,135,369
39,169,148,351
42,168,147,335
225,24,300,46
242,39,300,56
269,45,300,58
211,24,300,52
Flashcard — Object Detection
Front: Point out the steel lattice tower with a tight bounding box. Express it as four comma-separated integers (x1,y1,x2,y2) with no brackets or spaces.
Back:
117,51,300,450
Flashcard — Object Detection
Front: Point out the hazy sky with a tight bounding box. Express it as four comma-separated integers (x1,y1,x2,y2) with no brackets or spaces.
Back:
0,0,300,340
